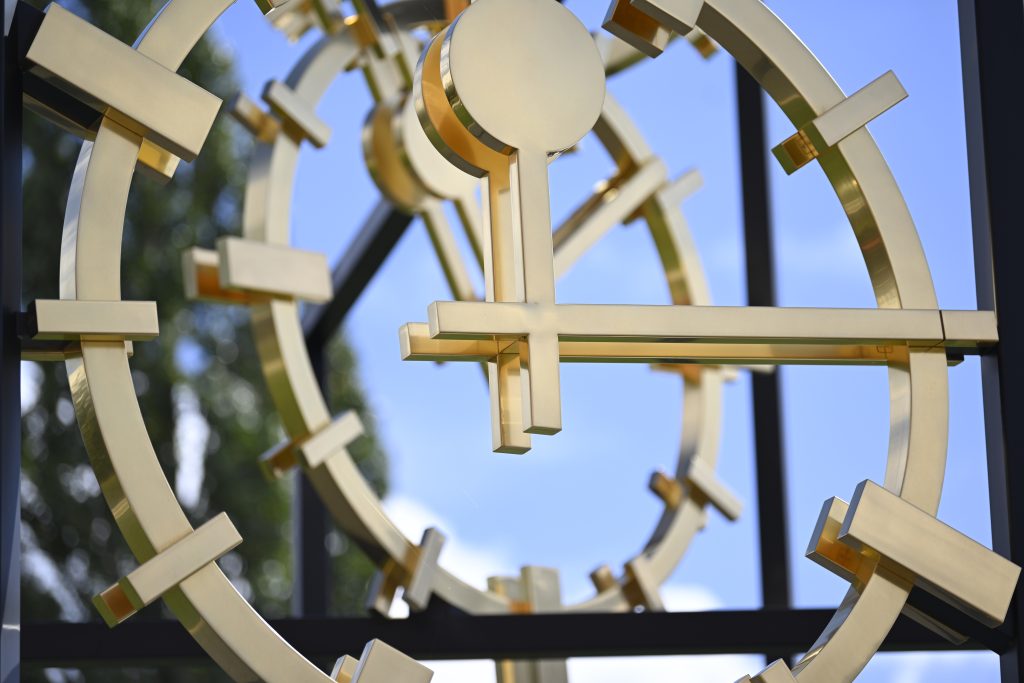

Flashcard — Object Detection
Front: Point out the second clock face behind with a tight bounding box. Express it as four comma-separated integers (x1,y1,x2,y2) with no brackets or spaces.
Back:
190,0,736,619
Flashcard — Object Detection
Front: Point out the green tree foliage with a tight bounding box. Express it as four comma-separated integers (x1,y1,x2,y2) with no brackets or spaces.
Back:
19,2,388,679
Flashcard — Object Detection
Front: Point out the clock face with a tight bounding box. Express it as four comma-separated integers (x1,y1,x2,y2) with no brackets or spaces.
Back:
194,0,734,619
26,0,1014,682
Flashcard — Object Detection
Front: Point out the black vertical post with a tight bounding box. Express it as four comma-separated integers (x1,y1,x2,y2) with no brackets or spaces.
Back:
735,64,792,644
958,2,1024,681
0,2,21,682
291,341,332,617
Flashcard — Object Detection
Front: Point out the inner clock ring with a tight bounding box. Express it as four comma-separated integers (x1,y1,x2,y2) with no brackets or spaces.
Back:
216,14,732,616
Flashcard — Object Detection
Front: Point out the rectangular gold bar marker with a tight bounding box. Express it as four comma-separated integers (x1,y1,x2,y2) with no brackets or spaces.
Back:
263,81,332,148
350,640,433,683
840,480,1021,627
93,513,242,626
774,71,907,174
30,300,158,342
736,659,797,683
217,237,333,304
26,4,221,161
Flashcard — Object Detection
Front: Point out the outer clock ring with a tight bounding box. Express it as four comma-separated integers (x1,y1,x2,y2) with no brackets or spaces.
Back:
49,0,976,681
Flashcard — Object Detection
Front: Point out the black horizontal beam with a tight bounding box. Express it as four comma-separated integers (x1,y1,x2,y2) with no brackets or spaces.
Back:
22,608,988,667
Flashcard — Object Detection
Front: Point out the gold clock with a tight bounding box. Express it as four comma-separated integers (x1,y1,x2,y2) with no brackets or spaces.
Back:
19,0,1019,681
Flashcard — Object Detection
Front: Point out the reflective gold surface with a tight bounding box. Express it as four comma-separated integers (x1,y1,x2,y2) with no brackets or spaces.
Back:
331,656,359,683
29,299,158,342
841,480,1020,627
27,4,221,161
263,80,333,147
404,0,1018,679
348,640,434,683
39,0,1018,679
737,660,798,683
217,237,333,303
489,568,569,683
773,71,907,174
93,513,242,626
52,1,398,679
218,0,735,621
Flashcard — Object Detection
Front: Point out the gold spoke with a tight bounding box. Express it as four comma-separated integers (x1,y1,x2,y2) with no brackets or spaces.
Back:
402,306,996,366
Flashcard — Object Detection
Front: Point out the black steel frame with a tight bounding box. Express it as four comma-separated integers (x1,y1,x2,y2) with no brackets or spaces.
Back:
2,0,1023,679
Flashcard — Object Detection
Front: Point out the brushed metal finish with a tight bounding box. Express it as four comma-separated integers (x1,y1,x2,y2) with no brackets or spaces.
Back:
350,640,433,683
93,513,242,626
840,480,1021,627
773,71,908,174
27,4,220,161
30,299,158,342
737,660,798,683
218,4,733,620
56,1,364,680
217,237,333,303
39,0,1017,679
263,80,332,147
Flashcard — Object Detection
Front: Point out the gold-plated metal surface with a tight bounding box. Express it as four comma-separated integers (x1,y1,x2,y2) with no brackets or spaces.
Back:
772,71,907,174
26,4,221,162
50,0,428,679
349,640,434,683
403,528,447,612
401,321,911,367
684,458,742,522
171,0,732,630
805,497,869,587
217,237,333,303
401,0,1018,678
263,80,332,148
649,471,684,508
630,0,704,36
552,160,669,278
224,5,735,620
93,513,242,626
231,93,283,143
45,0,1014,679
331,656,359,683
602,0,671,58
597,28,716,76
297,410,365,469
182,248,258,305
258,0,331,41
328,641,435,683
805,494,969,645
137,139,181,181
595,0,967,677
405,307,994,373
622,555,666,611
840,480,1020,627
737,660,798,683
417,0,606,448
942,309,999,347
29,299,158,342
226,10,729,618
489,568,569,683
425,303,942,344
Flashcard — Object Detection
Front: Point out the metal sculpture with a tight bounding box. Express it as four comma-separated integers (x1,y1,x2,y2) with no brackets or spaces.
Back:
6,0,1019,681
402,0,1021,680
182,0,737,642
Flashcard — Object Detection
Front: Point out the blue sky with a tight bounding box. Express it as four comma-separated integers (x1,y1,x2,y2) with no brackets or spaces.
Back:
206,1,997,680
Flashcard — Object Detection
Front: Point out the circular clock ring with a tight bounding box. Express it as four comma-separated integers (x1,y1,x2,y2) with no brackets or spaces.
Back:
216,10,733,617
53,0,966,681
